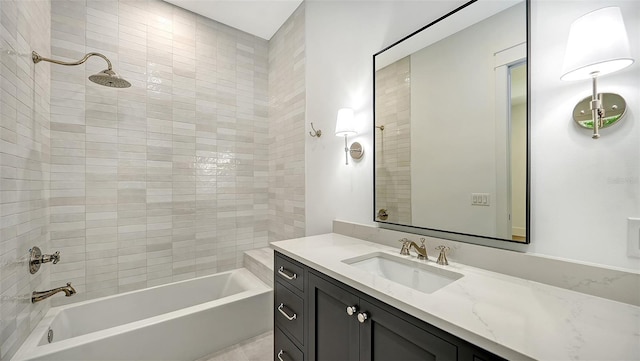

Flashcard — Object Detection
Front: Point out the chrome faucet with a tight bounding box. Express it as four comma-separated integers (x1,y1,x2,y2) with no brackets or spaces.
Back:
408,238,428,260
32,283,76,303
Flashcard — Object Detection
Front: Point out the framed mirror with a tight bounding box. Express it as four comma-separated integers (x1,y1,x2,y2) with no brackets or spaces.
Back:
373,0,530,244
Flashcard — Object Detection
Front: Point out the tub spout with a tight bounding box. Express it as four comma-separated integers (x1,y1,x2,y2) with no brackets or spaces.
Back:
32,283,76,303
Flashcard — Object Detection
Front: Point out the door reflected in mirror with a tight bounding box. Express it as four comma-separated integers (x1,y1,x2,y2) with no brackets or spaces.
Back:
374,0,529,244
509,62,527,242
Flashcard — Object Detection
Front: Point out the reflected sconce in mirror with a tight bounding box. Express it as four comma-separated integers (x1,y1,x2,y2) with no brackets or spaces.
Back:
335,108,363,165
561,7,634,139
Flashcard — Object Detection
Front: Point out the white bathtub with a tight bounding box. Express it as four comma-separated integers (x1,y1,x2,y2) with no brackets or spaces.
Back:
12,268,273,361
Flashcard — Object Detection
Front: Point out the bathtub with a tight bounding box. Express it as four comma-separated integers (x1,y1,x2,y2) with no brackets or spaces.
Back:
12,268,273,361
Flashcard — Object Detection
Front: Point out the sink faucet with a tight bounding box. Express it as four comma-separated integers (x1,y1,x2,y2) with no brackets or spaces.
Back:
32,283,76,303
408,238,428,260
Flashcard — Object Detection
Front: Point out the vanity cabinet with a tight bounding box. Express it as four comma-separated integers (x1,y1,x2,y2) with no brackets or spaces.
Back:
275,252,504,361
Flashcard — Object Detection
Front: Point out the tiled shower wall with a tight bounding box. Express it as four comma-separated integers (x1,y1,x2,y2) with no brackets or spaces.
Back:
374,56,411,224
268,4,305,242
48,0,271,305
0,0,51,358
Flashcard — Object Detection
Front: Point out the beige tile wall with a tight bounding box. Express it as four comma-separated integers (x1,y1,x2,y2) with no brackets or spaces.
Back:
0,0,52,359
0,1,307,358
48,0,271,306
374,56,411,224
268,4,305,241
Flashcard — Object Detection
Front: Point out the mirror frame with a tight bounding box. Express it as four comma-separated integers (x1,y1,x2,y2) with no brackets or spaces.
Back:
372,0,531,245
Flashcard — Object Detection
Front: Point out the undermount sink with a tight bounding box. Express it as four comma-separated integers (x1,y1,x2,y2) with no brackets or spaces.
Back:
342,252,463,294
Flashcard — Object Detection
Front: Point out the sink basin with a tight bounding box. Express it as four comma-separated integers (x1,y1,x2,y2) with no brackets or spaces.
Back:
342,252,463,294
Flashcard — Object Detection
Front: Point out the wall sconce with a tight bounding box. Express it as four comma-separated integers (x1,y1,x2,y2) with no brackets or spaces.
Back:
335,108,363,165
561,7,634,139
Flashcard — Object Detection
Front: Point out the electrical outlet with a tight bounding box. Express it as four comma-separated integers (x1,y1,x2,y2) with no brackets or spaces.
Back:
627,218,640,258
471,193,490,206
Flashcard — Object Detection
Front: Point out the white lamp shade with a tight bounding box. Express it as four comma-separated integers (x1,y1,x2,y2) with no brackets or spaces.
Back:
335,108,357,136
561,7,634,81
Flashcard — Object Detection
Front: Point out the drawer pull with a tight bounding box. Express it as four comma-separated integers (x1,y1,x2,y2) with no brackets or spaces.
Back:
277,303,297,321
277,350,286,361
278,266,297,280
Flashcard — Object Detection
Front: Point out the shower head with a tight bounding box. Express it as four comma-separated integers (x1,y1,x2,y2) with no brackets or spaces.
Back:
89,69,131,88
32,51,131,89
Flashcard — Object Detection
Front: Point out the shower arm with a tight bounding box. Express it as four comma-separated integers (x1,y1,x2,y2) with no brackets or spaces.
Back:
32,51,113,70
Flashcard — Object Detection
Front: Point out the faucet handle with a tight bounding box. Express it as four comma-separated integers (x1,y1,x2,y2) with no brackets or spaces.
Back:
29,247,62,274
398,238,411,255
436,246,450,265
45,251,60,264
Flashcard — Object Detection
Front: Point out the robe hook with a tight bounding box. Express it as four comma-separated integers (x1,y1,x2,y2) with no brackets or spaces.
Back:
309,122,322,138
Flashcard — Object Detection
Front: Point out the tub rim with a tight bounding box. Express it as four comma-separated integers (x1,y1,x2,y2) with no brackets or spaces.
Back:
12,268,271,361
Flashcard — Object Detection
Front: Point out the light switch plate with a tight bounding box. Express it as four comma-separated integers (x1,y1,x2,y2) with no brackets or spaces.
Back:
627,217,640,258
471,193,490,206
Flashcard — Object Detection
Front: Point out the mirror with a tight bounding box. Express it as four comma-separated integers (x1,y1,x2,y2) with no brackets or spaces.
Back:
374,0,529,243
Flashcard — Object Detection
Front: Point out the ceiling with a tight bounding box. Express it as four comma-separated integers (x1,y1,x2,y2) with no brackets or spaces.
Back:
163,0,304,40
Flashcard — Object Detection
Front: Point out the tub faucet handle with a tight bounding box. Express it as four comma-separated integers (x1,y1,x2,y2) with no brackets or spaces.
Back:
29,247,61,274
43,251,60,264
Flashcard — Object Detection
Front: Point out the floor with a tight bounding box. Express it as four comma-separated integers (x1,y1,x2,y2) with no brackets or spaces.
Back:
198,331,273,361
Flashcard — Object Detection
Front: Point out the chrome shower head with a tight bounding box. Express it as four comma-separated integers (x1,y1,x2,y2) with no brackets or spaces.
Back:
32,51,131,89
89,69,131,88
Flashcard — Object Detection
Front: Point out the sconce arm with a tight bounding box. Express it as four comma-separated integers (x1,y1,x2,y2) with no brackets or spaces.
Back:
590,75,601,139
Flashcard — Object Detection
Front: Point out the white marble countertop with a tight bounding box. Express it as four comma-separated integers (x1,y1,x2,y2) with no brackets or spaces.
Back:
271,234,640,361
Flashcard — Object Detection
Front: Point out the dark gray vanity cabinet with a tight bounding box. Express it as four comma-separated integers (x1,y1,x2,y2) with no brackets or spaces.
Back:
274,252,504,361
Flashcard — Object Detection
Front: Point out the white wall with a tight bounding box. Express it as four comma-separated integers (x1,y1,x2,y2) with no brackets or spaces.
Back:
305,0,640,271
527,0,640,270
305,0,466,236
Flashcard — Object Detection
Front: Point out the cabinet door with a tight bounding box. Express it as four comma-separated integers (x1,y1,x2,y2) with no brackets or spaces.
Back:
308,273,360,361
358,300,458,361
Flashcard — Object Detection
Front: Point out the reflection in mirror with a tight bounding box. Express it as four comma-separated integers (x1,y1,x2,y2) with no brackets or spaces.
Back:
510,62,527,242
374,0,529,243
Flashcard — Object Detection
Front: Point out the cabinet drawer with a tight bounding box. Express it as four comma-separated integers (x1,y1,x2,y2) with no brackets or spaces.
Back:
275,255,304,292
275,326,304,361
275,282,304,345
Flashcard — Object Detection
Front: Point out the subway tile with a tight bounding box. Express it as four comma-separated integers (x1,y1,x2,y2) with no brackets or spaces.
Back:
2,4,302,357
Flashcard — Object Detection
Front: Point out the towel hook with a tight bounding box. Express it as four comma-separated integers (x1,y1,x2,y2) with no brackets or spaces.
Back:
309,122,322,138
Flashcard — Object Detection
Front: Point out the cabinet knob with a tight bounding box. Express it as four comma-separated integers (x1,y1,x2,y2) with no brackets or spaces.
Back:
357,312,369,323
346,305,358,316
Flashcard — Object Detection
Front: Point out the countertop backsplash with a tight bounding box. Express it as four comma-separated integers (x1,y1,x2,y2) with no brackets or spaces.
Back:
333,220,640,306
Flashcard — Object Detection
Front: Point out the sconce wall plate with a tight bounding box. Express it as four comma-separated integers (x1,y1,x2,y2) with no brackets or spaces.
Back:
349,142,364,160
573,92,626,130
